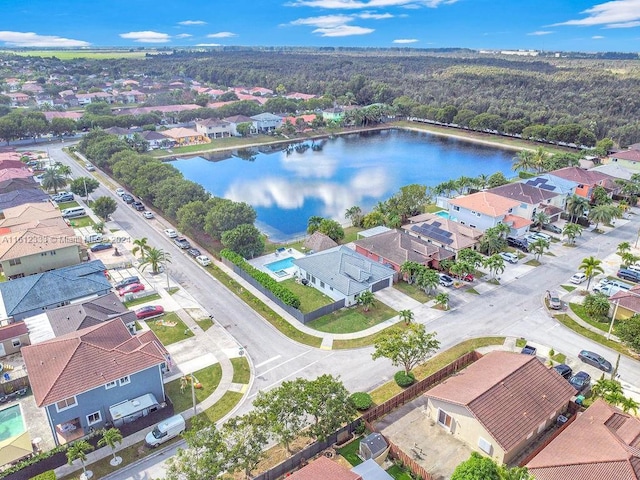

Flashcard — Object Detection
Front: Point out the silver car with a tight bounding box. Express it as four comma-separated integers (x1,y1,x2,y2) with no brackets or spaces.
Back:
499,252,518,264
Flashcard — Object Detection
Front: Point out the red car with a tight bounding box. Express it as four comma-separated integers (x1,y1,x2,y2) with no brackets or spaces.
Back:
450,272,474,282
135,305,164,319
117,282,145,296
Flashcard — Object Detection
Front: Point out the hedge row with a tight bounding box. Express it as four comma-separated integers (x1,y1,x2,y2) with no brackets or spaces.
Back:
221,249,301,309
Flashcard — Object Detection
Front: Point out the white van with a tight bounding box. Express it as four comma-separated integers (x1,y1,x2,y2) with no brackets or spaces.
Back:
145,414,186,447
61,207,86,218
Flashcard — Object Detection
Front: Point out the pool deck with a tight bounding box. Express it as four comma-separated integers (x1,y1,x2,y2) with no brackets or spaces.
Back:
248,248,306,282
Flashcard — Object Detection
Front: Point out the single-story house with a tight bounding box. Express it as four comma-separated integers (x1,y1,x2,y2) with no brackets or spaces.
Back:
0,177,39,194
195,119,233,139
303,231,338,253
403,213,483,257
609,285,640,320
293,246,395,306
354,229,454,273
0,322,29,357
323,107,345,122
288,456,360,480
548,167,617,200
6,93,30,107
103,126,140,140
22,318,169,445
140,130,171,150
75,92,114,105
526,399,640,480
0,260,111,322
223,115,257,136
590,163,635,181
0,169,33,182
0,188,49,211
0,160,27,171
42,111,83,122
24,292,135,344
488,182,562,223
448,192,530,236
160,127,208,146
424,351,575,465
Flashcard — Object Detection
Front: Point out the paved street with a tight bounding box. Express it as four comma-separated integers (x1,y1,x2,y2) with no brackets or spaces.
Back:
39,140,640,479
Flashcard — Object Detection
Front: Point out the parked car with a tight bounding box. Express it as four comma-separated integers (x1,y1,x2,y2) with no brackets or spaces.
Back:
115,188,126,196
542,223,562,234
569,371,591,393
174,237,191,249
114,276,140,290
578,350,612,372
85,162,95,171
164,228,178,238
142,211,154,219
530,231,551,241
122,193,135,204
499,252,518,264
196,255,211,267
439,273,454,287
131,201,145,211
52,192,74,202
187,248,201,258
117,282,145,296
507,236,529,252
617,268,640,283
90,242,112,252
135,305,164,320
552,364,573,380
521,345,537,355
547,290,562,310
570,272,587,284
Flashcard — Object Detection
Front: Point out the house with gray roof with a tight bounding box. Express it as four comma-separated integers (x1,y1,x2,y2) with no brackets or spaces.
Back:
590,163,634,181
0,177,39,194
223,115,257,136
250,112,283,133
0,188,49,211
488,182,562,222
0,260,111,322
293,246,394,306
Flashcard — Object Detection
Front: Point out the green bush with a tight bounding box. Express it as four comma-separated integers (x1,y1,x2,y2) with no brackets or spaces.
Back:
394,370,416,387
349,392,373,411
32,472,56,480
354,420,366,435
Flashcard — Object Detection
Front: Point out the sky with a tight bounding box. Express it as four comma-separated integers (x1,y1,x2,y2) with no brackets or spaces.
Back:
1,0,639,52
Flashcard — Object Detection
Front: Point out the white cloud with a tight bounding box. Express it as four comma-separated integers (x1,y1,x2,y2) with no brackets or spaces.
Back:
0,31,90,47
196,43,221,46
358,12,394,19
393,38,418,43
290,15,353,27
175,34,193,39
206,31,237,38
527,30,553,36
178,20,207,25
287,0,457,8
288,14,377,36
553,0,640,28
119,31,171,43
313,25,374,36
592,35,605,38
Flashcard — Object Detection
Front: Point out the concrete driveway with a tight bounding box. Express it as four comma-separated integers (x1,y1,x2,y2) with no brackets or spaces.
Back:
374,287,422,311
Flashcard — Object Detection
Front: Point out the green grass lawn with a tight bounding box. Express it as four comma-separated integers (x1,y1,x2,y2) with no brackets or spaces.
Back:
569,302,609,333
56,200,80,210
123,293,161,308
196,316,214,331
281,278,333,313
525,259,541,266
146,312,195,345
230,357,251,384
338,437,363,466
201,391,244,423
561,285,576,292
164,364,222,414
393,281,432,303
67,216,96,228
343,226,363,244
424,204,445,213
308,301,397,334
554,313,632,356
155,135,274,156
386,465,414,480
516,337,527,348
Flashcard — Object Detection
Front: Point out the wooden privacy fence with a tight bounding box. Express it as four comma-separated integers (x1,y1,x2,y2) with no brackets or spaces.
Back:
255,350,482,479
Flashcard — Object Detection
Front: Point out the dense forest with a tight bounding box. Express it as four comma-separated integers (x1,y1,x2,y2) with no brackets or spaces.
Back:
2,48,640,145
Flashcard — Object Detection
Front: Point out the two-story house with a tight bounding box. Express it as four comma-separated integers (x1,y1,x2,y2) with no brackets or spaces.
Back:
403,213,484,257
250,112,283,133
521,174,579,213
195,119,233,139
448,192,531,236
608,148,640,171
487,182,561,223
548,167,616,201
223,115,257,136
22,318,169,445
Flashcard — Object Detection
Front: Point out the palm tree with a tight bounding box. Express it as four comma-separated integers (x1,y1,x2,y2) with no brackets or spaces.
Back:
435,292,449,310
530,238,549,261
533,211,550,231
531,147,548,173
512,150,535,173
566,195,589,223
591,377,622,399
417,267,439,295
132,237,150,260
398,309,414,325
400,261,421,284
589,204,619,231
619,396,640,414
579,256,604,291
621,252,640,268
563,223,583,245
493,222,511,239
66,439,94,479
98,428,123,466
140,247,171,274
344,206,363,227
617,241,631,258
484,254,506,280
357,290,375,312
41,167,68,193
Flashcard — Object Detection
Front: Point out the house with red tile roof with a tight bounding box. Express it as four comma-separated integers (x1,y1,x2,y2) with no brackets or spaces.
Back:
609,149,640,171
160,127,208,146
0,168,33,182
526,399,640,480
447,192,531,236
22,318,169,445
0,159,26,171
0,322,29,358
404,213,483,257
547,167,616,200
424,351,575,464
354,229,454,272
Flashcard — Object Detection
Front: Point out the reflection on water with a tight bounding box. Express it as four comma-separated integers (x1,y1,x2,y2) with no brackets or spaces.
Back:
172,129,514,241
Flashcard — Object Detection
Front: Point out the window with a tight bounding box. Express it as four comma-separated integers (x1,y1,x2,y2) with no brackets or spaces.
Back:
470,224,477,229
320,281,325,288
471,210,476,215
87,411,102,425
118,376,130,386
40,252,47,256
8,258,21,266
11,339,20,348
453,206,460,212
475,212,481,217
437,409,453,430
55,396,77,412
478,437,493,455
51,250,57,255
105,381,117,390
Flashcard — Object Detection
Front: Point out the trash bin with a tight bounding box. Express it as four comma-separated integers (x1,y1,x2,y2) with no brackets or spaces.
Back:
556,415,568,426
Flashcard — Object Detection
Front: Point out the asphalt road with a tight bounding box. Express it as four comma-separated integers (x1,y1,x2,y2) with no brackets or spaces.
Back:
41,141,640,479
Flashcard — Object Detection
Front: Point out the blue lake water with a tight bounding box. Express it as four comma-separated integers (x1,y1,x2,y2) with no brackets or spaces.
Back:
171,129,515,241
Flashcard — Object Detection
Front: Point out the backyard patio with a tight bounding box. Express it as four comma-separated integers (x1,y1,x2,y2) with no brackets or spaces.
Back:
248,247,306,281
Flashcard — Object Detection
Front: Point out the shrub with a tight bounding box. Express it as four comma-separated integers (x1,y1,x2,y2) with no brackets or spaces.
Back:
32,472,56,480
354,420,366,435
349,392,373,411
394,370,416,387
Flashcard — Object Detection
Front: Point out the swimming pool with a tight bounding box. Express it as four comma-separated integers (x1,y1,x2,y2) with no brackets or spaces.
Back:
0,405,25,442
435,211,451,220
265,256,296,272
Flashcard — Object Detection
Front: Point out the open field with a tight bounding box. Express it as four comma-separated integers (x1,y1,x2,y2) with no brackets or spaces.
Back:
2,49,151,59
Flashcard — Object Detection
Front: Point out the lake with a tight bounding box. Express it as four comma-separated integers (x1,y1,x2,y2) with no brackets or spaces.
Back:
171,129,516,242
